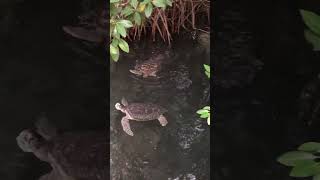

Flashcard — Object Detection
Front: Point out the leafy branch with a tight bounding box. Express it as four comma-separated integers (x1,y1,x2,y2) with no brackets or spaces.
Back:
110,0,172,61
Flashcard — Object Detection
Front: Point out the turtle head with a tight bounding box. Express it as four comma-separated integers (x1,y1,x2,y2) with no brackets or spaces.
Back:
115,102,125,113
16,129,44,153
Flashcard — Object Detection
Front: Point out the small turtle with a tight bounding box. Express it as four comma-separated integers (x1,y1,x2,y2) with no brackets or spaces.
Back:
129,50,174,78
129,55,164,78
16,113,107,180
115,97,168,136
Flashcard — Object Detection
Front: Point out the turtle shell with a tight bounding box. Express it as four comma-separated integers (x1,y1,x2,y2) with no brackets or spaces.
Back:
126,103,167,121
49,131,107,180
134,58,162,74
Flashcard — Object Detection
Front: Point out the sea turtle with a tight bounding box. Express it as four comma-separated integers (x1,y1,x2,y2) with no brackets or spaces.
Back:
115,97,168,136
62,9,107,43
16,114,107,180
129,50,174,78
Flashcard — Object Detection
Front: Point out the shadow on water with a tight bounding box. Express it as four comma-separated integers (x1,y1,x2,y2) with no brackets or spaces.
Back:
0,0,106,179
110,38,210,179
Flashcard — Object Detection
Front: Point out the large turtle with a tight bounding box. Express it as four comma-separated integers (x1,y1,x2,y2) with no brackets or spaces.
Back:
16,113,107,180
115,98,168,136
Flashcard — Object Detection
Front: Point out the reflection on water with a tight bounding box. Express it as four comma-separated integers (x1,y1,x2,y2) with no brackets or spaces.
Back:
110,39,210,180
0,0,106,178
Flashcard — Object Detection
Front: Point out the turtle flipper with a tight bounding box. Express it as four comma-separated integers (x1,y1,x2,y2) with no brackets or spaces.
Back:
150,71,158,77
121,116,134,136
35,113,57,141
121,97,129,106
158,115,168,126
129,69,142,76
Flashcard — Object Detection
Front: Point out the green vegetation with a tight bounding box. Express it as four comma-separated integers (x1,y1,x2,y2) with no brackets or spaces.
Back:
197,106,210,125
300,10,320,51
110,0,172,61
197,64,210,125
204,64,210,78
109,0,210,62
277,10,320,180
278,142,320,179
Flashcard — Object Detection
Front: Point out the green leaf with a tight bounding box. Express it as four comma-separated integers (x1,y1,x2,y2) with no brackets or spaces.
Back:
110,25,115,37
130,0,139,9
277,151,317,166
200,113,209,118
299,142,320,152
134,12,142,25
152,0,166,8
166,0,172,6
141,0,151,5
290,161,320,177
110,4,122,17
204,64,210,73
110,44,120,62
203,106,210,110
116,23,127,37
111,38,119,47
118,20,133,28
205,71,210,78
300,10,320,36
122,6,135,17
204,64,210,78
110,0,120,3
111,53,119,62
113,32,121,39
118,38,130,53
305,29,320,51
196,109,209,114
110,44,118,55
314,174,320,180
145,3,153,18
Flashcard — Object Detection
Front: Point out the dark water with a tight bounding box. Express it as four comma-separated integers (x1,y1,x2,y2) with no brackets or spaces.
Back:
110,39,210,179
214,0,320,180
0,0,106,179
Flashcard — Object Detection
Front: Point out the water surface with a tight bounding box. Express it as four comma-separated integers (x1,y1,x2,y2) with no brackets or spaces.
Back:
110,38,210,180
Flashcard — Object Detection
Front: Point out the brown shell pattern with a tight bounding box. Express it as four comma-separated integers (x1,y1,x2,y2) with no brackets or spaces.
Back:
126,103,167,120
135,60,161,73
